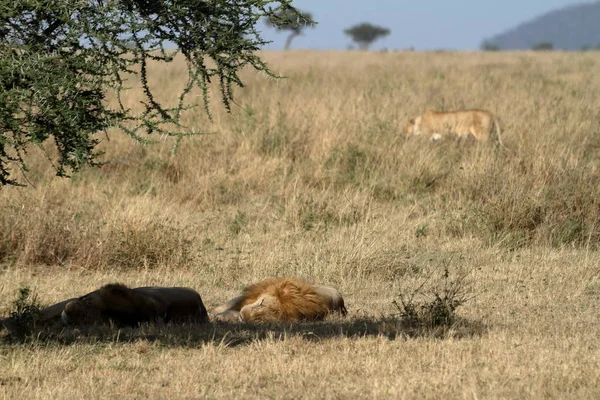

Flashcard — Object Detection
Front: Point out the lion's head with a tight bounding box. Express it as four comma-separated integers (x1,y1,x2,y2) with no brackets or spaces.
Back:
241,279,331,322
61,292,105,325
405,116,422,138
239,295,282,322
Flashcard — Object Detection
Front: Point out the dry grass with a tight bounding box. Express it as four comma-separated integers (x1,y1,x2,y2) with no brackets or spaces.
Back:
1,50,600,399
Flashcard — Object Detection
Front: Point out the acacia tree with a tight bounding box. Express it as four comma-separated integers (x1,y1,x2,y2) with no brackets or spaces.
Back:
532,42,553,51
265,8,314,50
0,0,309,186
481,41,500,51
344,23,390,50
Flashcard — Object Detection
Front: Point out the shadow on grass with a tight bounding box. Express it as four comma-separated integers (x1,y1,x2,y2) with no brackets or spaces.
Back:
1,315,486,348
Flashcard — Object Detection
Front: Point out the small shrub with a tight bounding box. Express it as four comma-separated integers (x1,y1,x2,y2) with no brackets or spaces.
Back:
393,262,474,335
415,224,428,238
2,286,41,341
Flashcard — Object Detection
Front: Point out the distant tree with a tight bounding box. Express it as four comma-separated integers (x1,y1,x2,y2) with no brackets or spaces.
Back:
0,0,307,187
595,42,600,50
265,9,315,50
481,41,500,51
344,23,390,50
532,42,554,51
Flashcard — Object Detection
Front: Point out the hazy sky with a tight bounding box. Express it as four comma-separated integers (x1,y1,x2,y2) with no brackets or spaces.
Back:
259,0,590,50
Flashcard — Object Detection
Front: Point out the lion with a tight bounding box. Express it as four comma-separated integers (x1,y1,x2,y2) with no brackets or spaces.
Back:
211,277,348,323
405,109,503,146
11,284,209,327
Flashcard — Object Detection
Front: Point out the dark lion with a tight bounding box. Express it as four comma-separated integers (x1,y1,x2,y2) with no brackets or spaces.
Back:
212,277,348,323
20,284,209,327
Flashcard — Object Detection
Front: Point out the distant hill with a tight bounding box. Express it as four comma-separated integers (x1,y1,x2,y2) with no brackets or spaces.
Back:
483,1,600,50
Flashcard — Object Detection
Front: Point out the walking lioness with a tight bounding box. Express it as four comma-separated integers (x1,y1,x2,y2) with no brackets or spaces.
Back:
405,109,503,145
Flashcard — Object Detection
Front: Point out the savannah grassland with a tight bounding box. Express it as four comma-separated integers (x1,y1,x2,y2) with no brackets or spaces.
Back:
1,50,600,399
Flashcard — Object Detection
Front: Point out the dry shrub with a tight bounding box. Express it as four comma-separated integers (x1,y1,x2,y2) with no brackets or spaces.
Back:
1,286,41,341
394,261,475,336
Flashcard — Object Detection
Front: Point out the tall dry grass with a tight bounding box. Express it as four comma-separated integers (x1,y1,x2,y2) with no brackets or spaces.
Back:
1,51,599,399
2,51,600,269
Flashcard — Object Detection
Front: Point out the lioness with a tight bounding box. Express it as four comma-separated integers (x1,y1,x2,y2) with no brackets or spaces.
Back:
212,277,347,323
3,284,209,327
405,109,503,145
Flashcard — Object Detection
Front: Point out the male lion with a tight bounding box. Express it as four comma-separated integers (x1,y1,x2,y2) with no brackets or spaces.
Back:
405,109,503,145
212,277,348,323
17,284,209,327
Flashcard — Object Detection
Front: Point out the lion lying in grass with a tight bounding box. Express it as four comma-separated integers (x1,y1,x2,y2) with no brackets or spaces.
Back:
405,109,503,145
212,277,348,323
39,284,208,327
